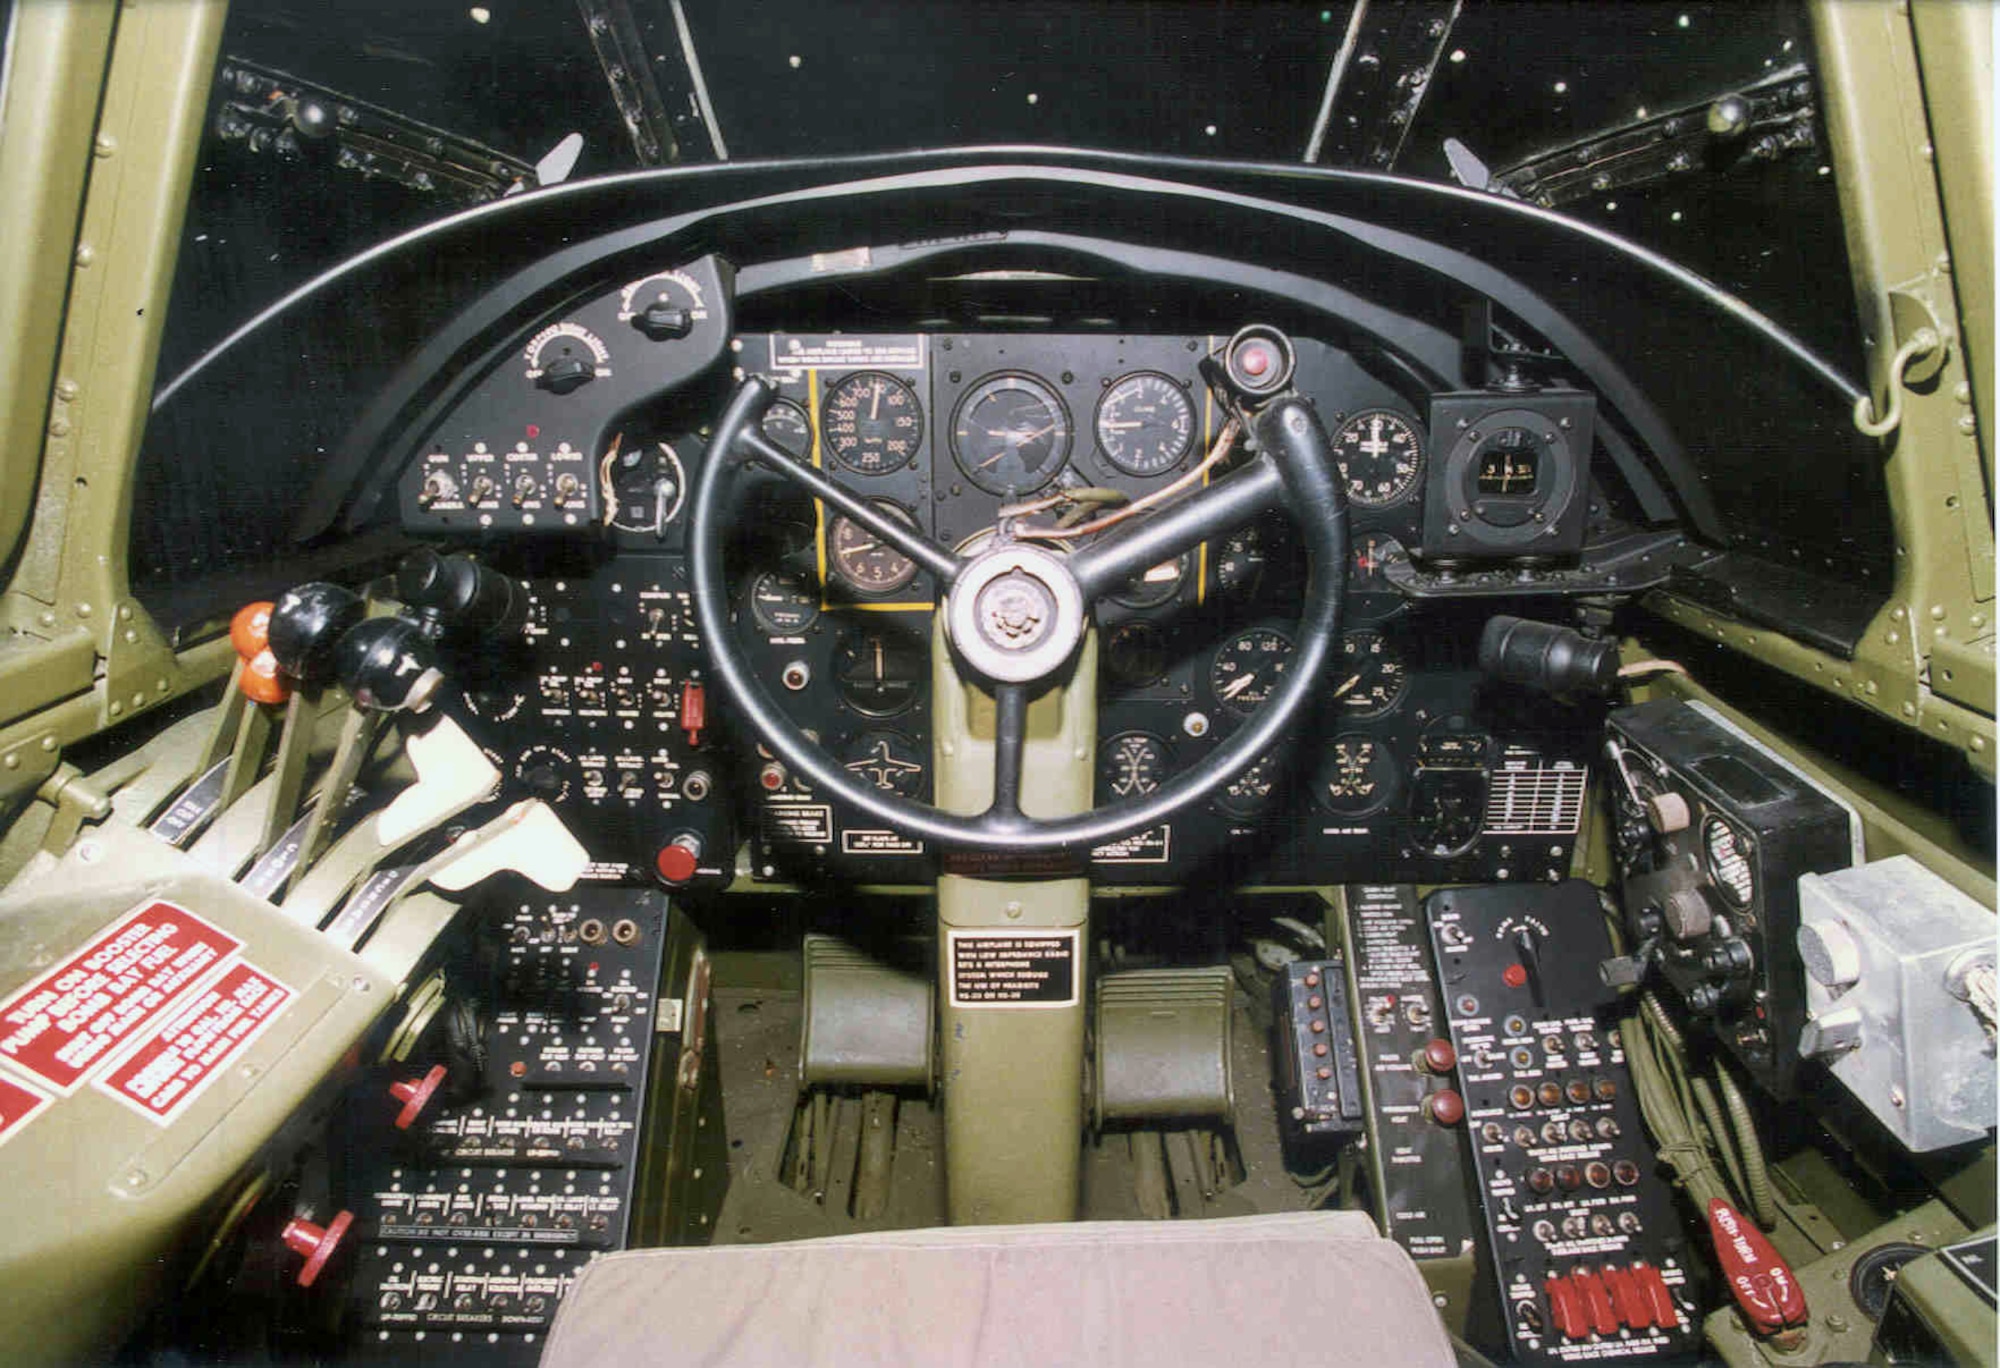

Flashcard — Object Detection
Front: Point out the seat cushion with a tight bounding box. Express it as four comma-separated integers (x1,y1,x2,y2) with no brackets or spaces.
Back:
540,1210,1457,1367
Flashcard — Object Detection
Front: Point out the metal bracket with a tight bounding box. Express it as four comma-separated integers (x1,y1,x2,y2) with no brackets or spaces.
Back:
1305,0,1463,170
576,0,725,166
1492,65,1819,208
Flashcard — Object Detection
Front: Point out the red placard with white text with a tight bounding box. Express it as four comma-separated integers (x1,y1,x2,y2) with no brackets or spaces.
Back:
0,901,240,1093
97,962,293,1125
0,1072,52,1146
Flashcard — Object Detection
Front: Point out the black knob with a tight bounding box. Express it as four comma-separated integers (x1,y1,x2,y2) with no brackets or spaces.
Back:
268,582,365,686
632,302,693,341
332,617,442,712
536,355,594,395
395,550,528,641
1479,615,1622,699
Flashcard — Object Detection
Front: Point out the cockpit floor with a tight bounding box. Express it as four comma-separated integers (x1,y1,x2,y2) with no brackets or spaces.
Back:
707,965,1320,1245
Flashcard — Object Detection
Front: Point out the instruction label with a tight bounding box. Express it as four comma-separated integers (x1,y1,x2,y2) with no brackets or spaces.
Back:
0,901,240,1093
765,333,925,373
0,1072,52,1147
947,930,1080,1009
98,961,293,1125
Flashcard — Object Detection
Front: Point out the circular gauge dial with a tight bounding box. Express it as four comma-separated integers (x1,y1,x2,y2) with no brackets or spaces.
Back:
1331,630,1409,718
1210,627,1294,715
1347,532,1410,623
1213,525,1267,597
1704,815,1756,908
761,399,813,460
603,440,688,536
842,731,927,799
1318,736,1398,816
1112,553,1190,609
1333,409,1426,508
749,569,819,635
1099,732,1171,800
1216,751,1281,818
1104,620,1171,689
821,372,922,475
833,627,925,716
1096,372,1195,477
951,373,1072,495
828,502,921,595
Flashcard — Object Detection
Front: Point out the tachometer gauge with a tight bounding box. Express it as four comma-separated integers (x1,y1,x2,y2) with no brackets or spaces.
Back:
1210,627,1293,715
821,372,922,475
951,372,1072,495
1330,630,1409,718
1347,532,1410,623
827,502,921,594
761,399,813,460
1704,815,1756,908
1096,372,1195,477
1111,553,1190,609
833,626,926,716
1333,409,1426,508
1099,731,1170,800
750,569,820,635
1104,619,1171,689
842,731,927,798
602,439,687,537
1216,751,1281,818
1317,735,1398,817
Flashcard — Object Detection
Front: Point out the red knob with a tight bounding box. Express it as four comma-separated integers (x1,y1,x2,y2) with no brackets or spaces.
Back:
1708,1198,1807,1332
655,840,700,885
1425,1089,1465,1126
1503,963,1529,989
1418,1038,1457,1074
230,601,274,659
280,1209,353,1288
680,680,707,746
388,1064,446,1130
239,648,291,705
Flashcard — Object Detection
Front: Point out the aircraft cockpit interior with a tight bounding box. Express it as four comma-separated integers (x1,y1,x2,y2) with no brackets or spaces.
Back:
0,2,1992,1365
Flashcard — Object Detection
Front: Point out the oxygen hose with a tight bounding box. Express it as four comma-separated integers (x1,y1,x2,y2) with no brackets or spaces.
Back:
1624,990,1778,1228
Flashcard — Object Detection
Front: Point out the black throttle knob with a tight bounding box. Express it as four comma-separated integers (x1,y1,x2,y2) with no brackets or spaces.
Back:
267,582,365,686
332,617,443,712
1478,615,1621,699
396,549,528,641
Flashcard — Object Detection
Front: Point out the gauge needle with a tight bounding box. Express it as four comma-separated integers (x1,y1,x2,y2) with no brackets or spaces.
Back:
869,378,883,421
873,638,884,678
1101,420,1143,431
847,538,880,554
1331,672,1363,698
1221,672,1258,700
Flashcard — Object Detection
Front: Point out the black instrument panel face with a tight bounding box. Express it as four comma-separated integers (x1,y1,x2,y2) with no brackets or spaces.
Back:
398,316,1601,888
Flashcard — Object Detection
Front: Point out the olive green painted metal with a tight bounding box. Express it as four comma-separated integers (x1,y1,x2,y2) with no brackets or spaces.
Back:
1092,966,1234,1126
0,0,230,772
933,622,1097,1223
0,1,115,575
800,934,934,1090
1870,1225,1999,1368
630,915,732,1246
0,824,395,1368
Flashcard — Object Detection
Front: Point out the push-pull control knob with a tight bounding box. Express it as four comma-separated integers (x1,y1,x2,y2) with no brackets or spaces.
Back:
281,1210,353,1287
655,833,703,886
268,583,365,687
389,1064,447,1130
1424,1089,1465,1126
1415,1038,1457,1075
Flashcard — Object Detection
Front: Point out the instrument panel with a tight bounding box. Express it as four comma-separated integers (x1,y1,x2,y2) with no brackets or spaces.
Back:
397,288,1602,888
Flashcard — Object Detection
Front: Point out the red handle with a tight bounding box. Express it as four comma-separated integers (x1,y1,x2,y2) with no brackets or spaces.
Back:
1708,1198,1806,1332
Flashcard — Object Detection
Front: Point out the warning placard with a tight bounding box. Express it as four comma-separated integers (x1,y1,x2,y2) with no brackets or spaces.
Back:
0,1072,52,1147
97,961,293,1125
947,930,1080,1008
0,901,240,1093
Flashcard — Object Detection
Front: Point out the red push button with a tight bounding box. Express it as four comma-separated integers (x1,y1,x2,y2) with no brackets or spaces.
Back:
655,841,700,885
1603,1264,1653,1330
1503,963,1529,989
1425,1089,1464,1126
1417,1038,1457,1074
1572,1268,1619,1336
389,1064,447,1130
1544,1275,1588,1340
281,1210,353,1288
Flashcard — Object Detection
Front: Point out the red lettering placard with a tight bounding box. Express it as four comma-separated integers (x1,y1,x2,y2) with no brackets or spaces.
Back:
98,962,293,1125
0,901,240,1093
0,1072,52,1146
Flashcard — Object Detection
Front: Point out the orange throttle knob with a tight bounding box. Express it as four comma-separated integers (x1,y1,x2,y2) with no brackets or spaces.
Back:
239,648,290,704
230,601,275,659
280,1209,353,1288
389,1064,447,1130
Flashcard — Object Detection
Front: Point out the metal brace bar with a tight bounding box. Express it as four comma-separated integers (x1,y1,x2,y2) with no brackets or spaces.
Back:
1304,0,1463,170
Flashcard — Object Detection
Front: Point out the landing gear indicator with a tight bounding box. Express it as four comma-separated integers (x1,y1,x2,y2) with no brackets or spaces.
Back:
947,929,1080,1009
